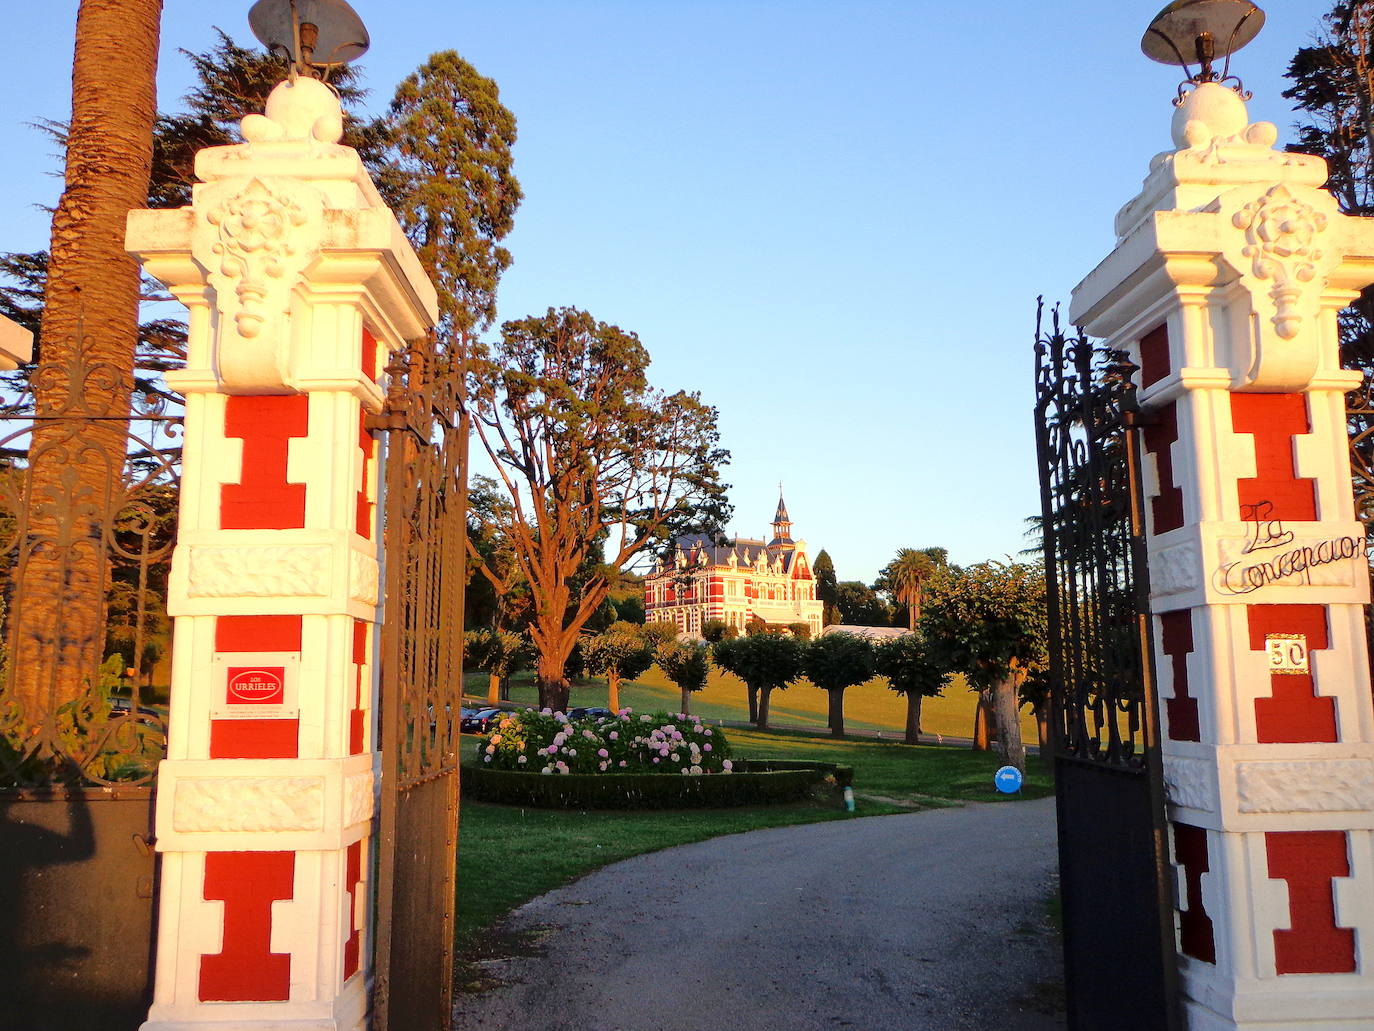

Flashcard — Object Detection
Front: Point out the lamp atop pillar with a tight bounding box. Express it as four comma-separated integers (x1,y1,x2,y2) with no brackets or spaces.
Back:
248,0,370,80
1142,0,1265,96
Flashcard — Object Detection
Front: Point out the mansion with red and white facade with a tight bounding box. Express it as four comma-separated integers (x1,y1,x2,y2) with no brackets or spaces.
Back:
644,496,824,638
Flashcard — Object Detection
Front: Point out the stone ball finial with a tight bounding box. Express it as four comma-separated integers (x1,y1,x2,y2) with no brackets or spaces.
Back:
1171,81,1249,149
241,75,345,144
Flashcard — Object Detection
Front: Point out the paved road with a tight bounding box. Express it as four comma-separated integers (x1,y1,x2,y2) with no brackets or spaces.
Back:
454,798,1065,1031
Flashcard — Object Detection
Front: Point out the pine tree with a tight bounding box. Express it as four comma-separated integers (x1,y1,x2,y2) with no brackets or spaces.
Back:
812,548,840,626
383,50,522,343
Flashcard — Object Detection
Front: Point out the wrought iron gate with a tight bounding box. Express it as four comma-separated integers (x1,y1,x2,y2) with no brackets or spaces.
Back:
370,341,467,1031
1032,303,1180,1031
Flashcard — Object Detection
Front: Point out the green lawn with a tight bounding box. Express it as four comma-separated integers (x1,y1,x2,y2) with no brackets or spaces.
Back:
465,663,1041,742
453,724,1052,944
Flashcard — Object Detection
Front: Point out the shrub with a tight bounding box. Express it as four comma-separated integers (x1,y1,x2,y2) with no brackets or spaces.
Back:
463,758,853,809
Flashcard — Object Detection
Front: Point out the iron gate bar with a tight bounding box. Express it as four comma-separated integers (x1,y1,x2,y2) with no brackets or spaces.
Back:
1033,300,1180,1031
1343,376,1374,675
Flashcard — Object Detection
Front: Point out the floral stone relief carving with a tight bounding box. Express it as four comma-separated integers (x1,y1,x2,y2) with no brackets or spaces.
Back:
193,175,324,383
1231,184,1329,341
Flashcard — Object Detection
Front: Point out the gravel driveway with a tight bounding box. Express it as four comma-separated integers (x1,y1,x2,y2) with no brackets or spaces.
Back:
454,797,1064,1031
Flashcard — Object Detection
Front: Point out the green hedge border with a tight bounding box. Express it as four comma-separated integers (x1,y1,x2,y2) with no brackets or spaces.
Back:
461,759,854,810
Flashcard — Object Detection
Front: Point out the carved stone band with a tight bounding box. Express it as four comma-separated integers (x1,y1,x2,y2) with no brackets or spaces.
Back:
173,776,325,833
344,770,375,826
1236,760,1374,814
1164,755,1215,812
184,542,378,606
188,544,331,598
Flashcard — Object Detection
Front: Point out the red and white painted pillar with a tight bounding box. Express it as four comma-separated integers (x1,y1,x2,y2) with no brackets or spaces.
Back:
1072,83,1374,1030
126,76,437,1030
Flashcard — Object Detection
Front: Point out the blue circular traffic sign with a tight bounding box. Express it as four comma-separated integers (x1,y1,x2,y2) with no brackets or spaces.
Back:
994,765,1023,794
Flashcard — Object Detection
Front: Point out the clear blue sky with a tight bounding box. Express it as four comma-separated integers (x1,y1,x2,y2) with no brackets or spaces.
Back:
0,1,1335,582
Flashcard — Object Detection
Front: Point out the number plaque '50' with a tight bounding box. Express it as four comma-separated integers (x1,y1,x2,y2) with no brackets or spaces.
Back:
1265,634,1309,676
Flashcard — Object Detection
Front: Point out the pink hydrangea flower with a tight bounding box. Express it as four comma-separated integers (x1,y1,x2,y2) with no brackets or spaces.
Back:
597,748,609,758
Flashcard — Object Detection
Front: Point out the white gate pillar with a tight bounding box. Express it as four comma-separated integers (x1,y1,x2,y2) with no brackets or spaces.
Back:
126,76,437,1031
1072,83,1374,1030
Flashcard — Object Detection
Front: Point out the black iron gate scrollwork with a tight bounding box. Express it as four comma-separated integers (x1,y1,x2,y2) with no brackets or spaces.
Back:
1032,302,1180,1031
369,339,467,1031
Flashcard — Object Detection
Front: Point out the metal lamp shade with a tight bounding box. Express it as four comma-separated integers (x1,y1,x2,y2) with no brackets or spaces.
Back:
1141,0,1264,65
248,0,370,67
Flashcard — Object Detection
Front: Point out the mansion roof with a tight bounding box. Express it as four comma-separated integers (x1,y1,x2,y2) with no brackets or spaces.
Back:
671,533,802,575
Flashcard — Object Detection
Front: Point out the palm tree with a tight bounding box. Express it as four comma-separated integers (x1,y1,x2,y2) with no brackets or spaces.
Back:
7,0,163,734
882,547,946,631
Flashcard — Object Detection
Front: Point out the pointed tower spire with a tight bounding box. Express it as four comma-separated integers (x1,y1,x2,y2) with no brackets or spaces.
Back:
770,487,793,547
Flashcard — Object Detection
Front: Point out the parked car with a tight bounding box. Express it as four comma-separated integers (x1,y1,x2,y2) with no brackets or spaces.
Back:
567,706,613,721
460,708,504,734
107,697,162,719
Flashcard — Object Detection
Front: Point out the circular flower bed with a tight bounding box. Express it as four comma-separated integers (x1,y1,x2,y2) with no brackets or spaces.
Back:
477,708,733,776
